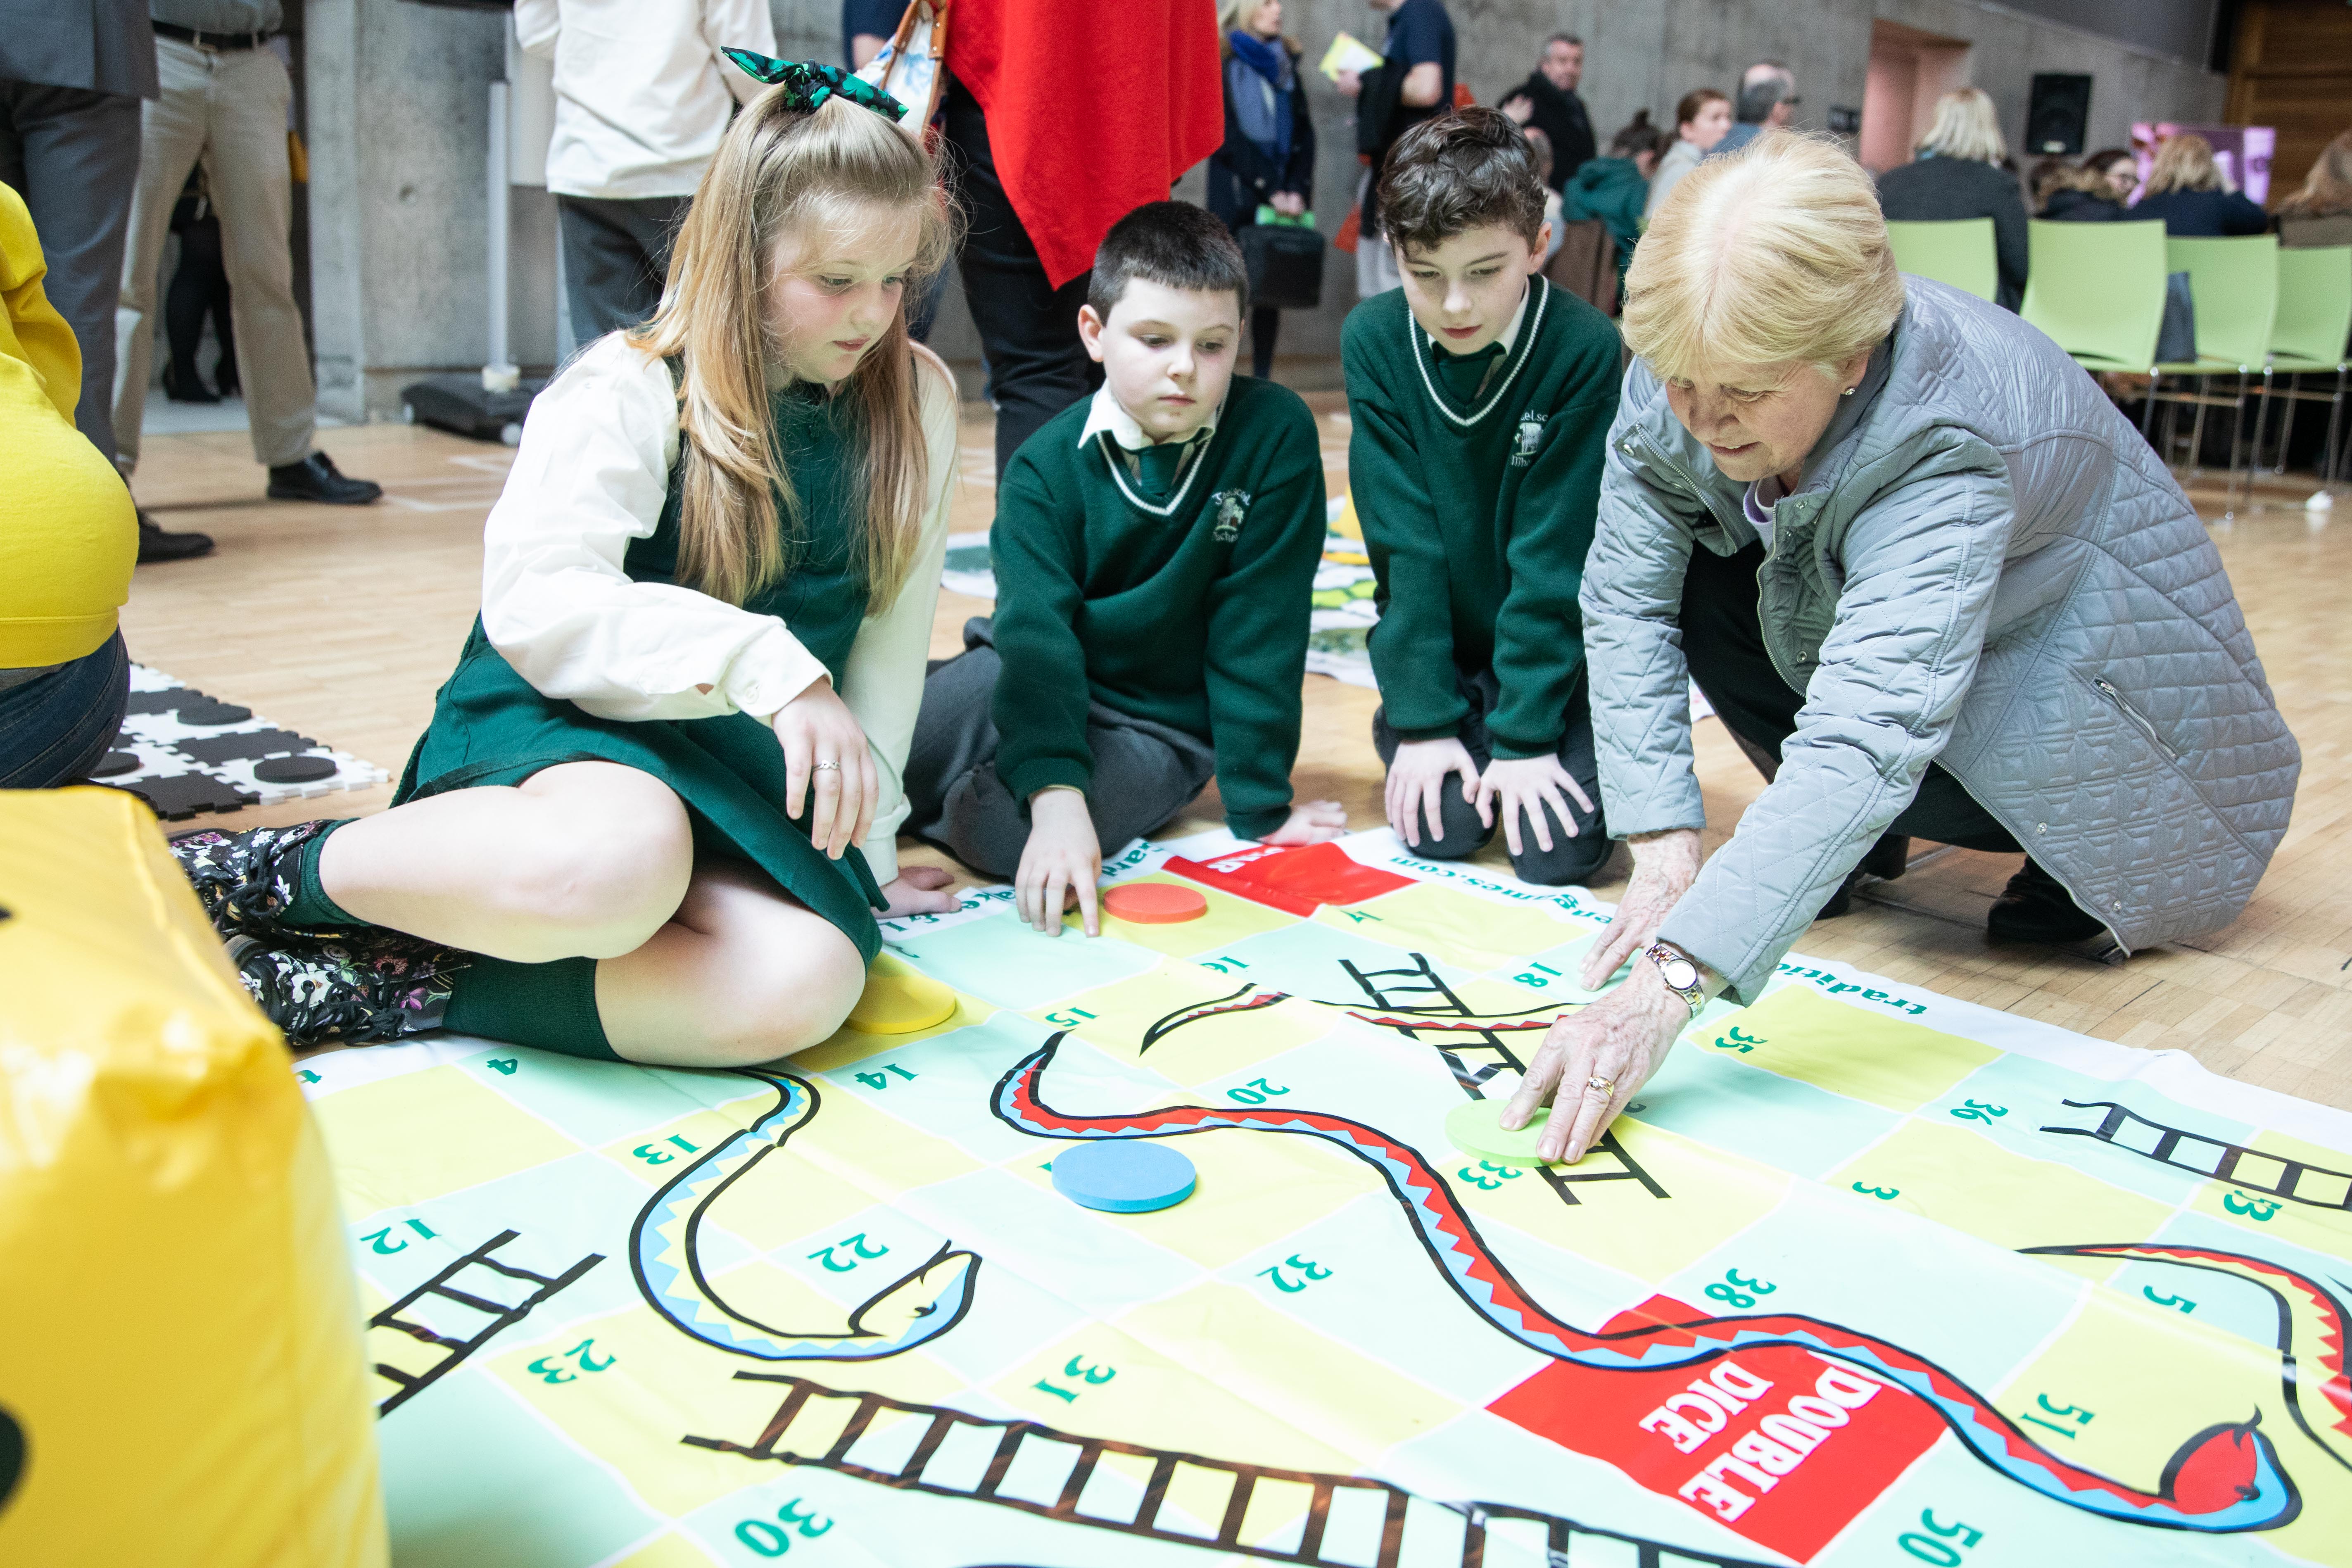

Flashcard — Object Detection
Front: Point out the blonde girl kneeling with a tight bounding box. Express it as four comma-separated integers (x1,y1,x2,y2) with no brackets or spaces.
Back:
171,63,965,1067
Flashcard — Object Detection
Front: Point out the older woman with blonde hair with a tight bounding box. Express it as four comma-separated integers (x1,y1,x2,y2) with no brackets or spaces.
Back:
2131,132,2269,236
1872,86,2029,308
1501,133,2299,1164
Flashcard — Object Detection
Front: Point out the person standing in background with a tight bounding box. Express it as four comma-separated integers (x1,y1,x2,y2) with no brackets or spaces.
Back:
943,0,1224,478
1334,0,1453,299
1645,88,1728,220
1208,0,1314,381
0,0,212,562
115,1,383,525
1710,61,1795,159
1498,33,1593,192
1872,87,2029,311
518,0,774,345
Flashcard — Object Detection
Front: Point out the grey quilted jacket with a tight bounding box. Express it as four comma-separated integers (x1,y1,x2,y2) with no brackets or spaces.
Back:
1583,278,2298,1002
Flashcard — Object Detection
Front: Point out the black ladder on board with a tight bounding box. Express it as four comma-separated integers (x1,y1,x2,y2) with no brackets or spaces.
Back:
368,1228,604,1414
687,1371,1770,1568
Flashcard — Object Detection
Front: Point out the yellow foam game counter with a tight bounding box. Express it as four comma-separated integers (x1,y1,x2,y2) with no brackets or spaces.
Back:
0,789,386,1568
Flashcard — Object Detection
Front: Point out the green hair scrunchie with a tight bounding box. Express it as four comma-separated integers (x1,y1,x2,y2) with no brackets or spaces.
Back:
721,49,908,123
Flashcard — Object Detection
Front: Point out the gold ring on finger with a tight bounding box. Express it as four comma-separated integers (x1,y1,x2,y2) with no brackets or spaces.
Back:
1585,1075,1616,1096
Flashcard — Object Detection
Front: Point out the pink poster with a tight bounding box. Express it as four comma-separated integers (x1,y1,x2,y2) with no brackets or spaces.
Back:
2131,121,2276,203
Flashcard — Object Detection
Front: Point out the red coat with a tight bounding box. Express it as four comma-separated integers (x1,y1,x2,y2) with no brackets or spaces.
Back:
947,0,1224,289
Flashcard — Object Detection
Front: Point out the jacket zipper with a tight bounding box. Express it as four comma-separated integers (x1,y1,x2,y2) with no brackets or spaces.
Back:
2093,679,2178,762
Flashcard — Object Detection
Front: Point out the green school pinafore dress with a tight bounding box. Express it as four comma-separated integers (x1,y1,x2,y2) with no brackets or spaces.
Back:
393,380,888,962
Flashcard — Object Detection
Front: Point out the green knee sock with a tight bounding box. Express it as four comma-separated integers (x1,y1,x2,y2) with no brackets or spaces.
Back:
284,819,365,927
442,954,618,1061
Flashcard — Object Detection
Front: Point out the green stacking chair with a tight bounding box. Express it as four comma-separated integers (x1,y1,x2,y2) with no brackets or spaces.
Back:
2020,219,2167,373
2146,235,2280,513
2255,245,2352,488
1886,218,1998,302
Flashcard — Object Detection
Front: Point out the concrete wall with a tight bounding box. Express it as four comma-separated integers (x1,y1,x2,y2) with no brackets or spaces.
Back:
302,0,2227,421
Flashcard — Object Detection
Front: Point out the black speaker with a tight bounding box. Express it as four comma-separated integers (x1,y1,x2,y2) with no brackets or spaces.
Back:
2026,74,2092,157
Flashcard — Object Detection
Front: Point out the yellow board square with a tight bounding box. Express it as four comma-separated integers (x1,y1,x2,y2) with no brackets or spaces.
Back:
1829,1120,2172,1254
777,1079,986,1202
314,1065,584,1209
1017,965,1330,1086
682,1145,884,1255
1991,1289,2352,1563
1710,985,1998,1111
995,1290,1456,1473
1314,881,1588,974
1446,1120,1785,1286
609,1536,724,1568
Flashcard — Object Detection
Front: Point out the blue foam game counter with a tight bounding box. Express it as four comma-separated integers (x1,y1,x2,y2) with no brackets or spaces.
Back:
1050,1140,1197,1214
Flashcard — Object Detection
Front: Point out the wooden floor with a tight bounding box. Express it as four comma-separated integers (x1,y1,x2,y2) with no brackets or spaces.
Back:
121,396,2352,1110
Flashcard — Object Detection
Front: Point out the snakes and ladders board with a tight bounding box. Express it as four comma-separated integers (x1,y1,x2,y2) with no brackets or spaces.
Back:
306,830,2352,1568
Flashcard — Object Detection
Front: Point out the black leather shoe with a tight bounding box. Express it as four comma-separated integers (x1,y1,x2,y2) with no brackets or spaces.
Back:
1987,858,2108,945
137,508,214,562
267,451,383,505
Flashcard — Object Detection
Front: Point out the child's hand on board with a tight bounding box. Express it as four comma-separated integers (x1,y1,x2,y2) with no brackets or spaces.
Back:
879,865,962,919
1017,789,1102,937
1262,799,1348,846
772,677,875,860
1383,736,1480,850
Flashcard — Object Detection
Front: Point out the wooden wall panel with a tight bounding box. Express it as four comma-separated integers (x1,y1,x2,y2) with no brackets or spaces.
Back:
2226,0,2352,204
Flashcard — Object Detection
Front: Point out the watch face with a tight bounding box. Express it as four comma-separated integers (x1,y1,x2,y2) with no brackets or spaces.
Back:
1660,957,1699,991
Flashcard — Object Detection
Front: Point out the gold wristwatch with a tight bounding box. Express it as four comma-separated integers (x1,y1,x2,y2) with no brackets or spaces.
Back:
1644,942,1706,1019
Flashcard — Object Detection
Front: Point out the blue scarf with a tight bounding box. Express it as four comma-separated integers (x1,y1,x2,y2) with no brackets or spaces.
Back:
1225,31,1294,167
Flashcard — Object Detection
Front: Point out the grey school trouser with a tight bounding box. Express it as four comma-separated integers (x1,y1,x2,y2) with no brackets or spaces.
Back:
903,618,1215,881
114,36,316,471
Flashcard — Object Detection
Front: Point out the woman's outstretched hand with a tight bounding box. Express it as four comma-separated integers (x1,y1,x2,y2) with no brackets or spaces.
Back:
772,676,876,860
1500,958,1690,1162
1578,827,1702,988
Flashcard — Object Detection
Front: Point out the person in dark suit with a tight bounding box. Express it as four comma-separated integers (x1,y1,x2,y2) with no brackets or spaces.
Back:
1497,33,1593,192
1208,0,1314,379
1873,87,2029,311
2130,133,2269,237
0,0,209,561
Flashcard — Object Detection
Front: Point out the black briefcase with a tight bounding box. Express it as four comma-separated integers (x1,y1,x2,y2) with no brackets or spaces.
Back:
1244,223,1326,312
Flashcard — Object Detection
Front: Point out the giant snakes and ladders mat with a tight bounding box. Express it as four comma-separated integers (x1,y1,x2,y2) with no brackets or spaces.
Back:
309,829,2352,1568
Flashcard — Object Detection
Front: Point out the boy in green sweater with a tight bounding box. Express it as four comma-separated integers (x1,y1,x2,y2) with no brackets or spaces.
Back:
1345,107,1623,885
905,202,1343,934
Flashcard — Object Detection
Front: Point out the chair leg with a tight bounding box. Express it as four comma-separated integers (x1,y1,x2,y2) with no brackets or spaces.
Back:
2226,373,2247,516
2253,366,2276,475
2141,373,2159,443
2324,367,2348,489
2186,375,2211,480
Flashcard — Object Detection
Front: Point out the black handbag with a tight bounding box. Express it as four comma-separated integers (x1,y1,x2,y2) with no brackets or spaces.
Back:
2154,270,2198,366
1243,223,1326,312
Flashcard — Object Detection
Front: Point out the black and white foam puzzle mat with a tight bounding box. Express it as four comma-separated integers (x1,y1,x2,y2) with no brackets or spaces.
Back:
93,664,389,820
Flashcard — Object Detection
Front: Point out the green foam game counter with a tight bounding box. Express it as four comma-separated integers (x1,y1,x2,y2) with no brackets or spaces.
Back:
1050,1140,1197,1213
1445,1098,1558,1166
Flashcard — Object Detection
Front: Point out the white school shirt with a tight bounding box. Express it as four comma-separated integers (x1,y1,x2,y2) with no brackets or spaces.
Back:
479,331,961,885
514,0,774,200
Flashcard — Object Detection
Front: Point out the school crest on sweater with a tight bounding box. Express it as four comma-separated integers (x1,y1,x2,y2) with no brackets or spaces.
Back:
1511,413,1548,466
1209,489,1252,542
